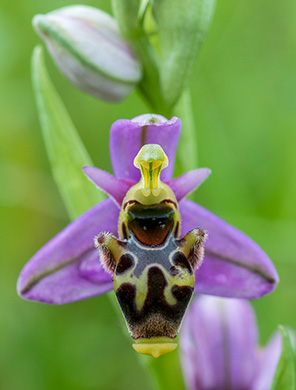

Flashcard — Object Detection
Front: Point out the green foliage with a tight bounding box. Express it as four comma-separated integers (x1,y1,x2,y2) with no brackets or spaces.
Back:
271,326,296,390
31,45,105,220
145,345,185,390
151,0,216,110
111,0,141,39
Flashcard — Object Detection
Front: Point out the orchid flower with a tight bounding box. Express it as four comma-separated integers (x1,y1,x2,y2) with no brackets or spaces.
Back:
17,114,278,356
180,296,292,390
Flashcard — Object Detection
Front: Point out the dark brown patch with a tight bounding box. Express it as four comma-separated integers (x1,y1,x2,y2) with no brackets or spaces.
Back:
116,254,134,275
129,313,177,340
171,285,193,302
128,203,175,246
172,252,193,274
162,198,178,209
123,200,139,211
116,267,194,340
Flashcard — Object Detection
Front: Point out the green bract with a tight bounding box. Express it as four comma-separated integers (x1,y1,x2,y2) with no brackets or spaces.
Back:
31,46,104,220
271,326,296,390
151,0,216,109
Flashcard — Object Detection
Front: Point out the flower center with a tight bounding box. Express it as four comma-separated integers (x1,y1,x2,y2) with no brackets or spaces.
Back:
119,144,180,240
134,144,168,197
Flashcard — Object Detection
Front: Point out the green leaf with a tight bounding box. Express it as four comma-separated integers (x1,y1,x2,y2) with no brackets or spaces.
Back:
271,326,296,390
151,0,216,109
112,0,141,39
31,45,105,220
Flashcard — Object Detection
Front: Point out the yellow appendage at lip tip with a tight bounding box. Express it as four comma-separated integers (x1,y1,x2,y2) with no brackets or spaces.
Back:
132,343,177,358
132,337,177,358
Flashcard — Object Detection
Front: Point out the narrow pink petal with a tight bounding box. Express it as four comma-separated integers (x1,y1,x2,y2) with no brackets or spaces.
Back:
179,199,279,299
17,199,118,304
110,114,181,181
165,168,211,202
83,165,135,206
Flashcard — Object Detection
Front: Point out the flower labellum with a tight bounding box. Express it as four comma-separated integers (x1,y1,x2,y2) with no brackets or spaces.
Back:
95,144,207,358
33,5,142,102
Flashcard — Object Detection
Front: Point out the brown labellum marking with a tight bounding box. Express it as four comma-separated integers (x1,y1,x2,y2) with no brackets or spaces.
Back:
171,252,193,274
128,203,174,246
116,254,134,275
116,266,194,340
171,285,193,301
162,198,178,209
123,200,139,211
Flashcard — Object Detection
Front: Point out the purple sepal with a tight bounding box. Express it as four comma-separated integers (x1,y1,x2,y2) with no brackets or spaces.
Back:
179,199,279,299
110,114,181,182
79,250,112,284
17,199,117,304
83,165,135,206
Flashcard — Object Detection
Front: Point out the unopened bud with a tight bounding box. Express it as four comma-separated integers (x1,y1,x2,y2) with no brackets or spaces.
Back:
33,6,142,102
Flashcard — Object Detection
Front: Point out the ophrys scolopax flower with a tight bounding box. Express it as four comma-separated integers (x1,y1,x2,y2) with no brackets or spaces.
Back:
17,114,278,357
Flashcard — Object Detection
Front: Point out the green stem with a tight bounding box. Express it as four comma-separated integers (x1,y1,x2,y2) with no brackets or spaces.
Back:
174,89,199,176
137,344,185,390
134,33,170,116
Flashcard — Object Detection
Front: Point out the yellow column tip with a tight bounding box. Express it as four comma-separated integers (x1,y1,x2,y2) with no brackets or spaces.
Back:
132,343,177,358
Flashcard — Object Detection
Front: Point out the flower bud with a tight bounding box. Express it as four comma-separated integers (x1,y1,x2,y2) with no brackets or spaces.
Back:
33,5,142,102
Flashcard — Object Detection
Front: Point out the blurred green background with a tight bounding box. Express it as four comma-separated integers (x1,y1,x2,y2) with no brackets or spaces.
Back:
1,0,296,389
